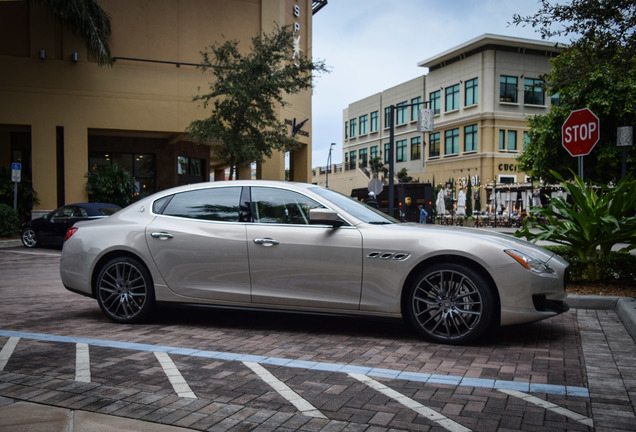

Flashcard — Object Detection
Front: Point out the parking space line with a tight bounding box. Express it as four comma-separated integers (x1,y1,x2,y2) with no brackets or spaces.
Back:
0,337,19,371
244,361,327,419
0,329,590,399
350,373,471,432
499,389,594,427
154,352,197,399
75,343,91,382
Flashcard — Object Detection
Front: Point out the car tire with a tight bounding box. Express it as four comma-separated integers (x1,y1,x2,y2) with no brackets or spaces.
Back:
406,263,496,345
21,227,38,248
95,256,155,324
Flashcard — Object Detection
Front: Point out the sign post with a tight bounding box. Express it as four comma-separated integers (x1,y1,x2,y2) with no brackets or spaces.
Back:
562,108,600,180
11,163,21,210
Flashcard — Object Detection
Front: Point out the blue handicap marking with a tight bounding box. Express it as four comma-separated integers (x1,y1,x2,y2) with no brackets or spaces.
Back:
11,163,21,171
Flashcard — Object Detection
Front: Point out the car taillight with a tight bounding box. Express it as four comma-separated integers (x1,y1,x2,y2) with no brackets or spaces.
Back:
64,227,78,242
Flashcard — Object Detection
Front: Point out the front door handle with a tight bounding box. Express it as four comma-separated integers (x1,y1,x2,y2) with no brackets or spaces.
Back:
253,238,279,246
151,232,174,240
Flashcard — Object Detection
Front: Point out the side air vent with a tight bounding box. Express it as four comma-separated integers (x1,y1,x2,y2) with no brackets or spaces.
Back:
366,252,411,261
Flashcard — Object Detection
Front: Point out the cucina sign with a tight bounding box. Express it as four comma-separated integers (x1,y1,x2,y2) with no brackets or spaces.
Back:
498,163,517,172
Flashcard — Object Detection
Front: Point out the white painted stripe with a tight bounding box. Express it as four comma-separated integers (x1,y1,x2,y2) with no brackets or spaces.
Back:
349,373,471,432
154,352,197,399
0,337,19,371
75,343,91,382
499,389,594,427
244,361,327,419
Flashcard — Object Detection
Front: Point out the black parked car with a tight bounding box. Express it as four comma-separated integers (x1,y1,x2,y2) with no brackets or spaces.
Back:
21,203,120,248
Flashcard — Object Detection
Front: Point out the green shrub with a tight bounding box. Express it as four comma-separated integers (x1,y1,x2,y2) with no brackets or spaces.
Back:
0,203,19,238
0,166,39,223
516,170,636,260
545,245,636,284
85,164,135,207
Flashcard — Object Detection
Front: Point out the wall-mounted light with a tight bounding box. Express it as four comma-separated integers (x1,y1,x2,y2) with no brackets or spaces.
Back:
71,52,79,62
39,49,46,60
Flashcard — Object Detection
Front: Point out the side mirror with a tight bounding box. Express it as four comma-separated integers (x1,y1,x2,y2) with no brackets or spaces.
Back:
309,208,343,227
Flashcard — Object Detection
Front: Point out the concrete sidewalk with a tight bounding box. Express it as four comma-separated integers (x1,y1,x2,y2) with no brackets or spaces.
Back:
0,397,192,431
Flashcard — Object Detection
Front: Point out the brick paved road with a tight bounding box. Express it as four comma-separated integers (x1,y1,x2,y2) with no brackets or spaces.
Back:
0,247,634,431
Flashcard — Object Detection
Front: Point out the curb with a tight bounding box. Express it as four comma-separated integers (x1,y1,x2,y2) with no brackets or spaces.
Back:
568,294,636,343
0,239,21,248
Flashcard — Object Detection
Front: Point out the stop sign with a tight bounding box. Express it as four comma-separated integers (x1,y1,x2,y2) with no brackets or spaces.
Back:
562,108,600,156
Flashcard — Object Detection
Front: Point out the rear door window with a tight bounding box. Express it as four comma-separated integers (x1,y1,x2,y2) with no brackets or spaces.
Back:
161,187,242,222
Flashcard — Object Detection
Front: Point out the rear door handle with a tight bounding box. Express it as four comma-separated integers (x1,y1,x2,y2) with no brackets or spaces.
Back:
253,238,279,246
151,232,174,240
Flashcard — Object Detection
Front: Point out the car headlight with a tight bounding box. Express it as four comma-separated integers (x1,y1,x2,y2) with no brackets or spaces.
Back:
504,249,555,274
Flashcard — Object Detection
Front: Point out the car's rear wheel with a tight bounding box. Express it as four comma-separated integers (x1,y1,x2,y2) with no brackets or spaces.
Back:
96,257,155,323
406,263,496,344
21,227,38,248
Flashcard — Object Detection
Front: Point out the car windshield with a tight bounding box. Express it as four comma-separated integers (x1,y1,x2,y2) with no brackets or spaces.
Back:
310,187,398,224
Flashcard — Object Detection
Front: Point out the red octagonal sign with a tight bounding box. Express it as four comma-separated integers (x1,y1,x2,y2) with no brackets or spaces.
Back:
562,108,600,156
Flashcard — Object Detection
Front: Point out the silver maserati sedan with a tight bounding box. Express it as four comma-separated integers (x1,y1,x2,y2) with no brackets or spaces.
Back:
60,180,569,344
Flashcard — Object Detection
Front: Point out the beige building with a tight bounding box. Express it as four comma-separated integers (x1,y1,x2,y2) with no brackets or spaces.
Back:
0,0,320,216
314,34,560,209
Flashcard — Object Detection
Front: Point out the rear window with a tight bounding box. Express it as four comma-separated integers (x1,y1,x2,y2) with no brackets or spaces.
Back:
98,207,120,216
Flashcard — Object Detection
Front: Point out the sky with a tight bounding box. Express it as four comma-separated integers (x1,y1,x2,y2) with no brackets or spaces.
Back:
310,0,563,167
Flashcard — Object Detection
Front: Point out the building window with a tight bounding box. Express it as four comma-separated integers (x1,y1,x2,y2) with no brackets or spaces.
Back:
465,78,478,106
429,132,440,157
370,111,379,132
500,75,518,103
384,107,391,128
445,128,460,155
507,130,517,151
396,140,407,162
464,124,477,152
349,150,357,169
344,121,348,139
430,90,441,115
349,118,357,138
396,102,407,125
370,145,378,159
411,136,421,160
359,148,368,167
523,131,530,150
551,93,561,106
411,97,421,121
359,114,368,135
524,78,545,105
445,84,460,112
499,129,506,150
384,142,391,164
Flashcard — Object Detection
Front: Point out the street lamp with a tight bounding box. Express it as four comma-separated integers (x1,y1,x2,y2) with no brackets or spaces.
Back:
326,142,335,188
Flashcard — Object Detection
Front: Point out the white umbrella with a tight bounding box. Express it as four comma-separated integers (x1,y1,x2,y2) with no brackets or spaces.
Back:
436,189,445,215
456,189,466,216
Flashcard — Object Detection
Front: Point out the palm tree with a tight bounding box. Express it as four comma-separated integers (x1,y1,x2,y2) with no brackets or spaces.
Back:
32,0,112,66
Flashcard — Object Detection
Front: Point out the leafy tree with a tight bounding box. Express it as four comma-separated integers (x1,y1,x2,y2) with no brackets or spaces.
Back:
85,164,135,207
397,168,413,183
31,0,112,65
466,181,473,217
369,157,388,179
187,25,327,180
515,170,636,261
513,0,636,183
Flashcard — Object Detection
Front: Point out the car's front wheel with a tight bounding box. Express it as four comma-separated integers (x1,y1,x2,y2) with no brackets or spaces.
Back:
21,227,38,248
406,263,496,344
95,256,155,323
